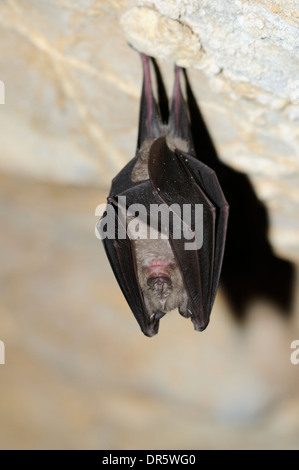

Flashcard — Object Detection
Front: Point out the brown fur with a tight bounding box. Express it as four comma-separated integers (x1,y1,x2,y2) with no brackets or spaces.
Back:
133,238,188,316
131,137,189,183
129,137,190,318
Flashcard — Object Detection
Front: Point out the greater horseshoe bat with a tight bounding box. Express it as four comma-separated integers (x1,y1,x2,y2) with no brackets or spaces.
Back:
98,53,229,337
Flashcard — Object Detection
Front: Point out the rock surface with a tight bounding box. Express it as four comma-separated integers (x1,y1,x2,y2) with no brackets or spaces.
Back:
121,0,299,263
0,0,298,262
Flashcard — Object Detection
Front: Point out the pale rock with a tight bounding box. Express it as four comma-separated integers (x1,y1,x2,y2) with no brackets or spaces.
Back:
0,0,298,263
120,7,203,68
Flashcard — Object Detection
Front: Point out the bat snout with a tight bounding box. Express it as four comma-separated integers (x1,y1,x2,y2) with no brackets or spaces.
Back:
147,275,172,300
147,275,172,288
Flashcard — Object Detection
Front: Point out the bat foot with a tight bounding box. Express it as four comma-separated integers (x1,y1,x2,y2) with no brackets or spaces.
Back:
179,307,209,332
153,310,166,321
178,308,191,319
144,310,166,337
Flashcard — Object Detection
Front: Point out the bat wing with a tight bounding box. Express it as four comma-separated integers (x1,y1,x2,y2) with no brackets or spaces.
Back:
137,53,163,149
168,66,195,154
98,54,166,337
135,63,227,331
148,137,227,331
99,180,165,337
181,153,229,312
99,53,229,336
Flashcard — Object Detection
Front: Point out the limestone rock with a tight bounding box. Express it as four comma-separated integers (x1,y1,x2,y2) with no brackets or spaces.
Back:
0,0,298,262
121,0,299,262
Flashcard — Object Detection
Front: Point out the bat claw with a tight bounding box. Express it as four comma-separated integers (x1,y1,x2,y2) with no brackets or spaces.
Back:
144,310,166,337
150,310,166,321
144,313,162,337
179,307,208,332
155,310,166,320
178,308,192,319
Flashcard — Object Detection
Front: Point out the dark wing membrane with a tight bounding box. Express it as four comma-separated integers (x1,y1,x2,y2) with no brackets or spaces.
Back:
148,136,217,330
137,54,162,149
179,151,229,311
101,224,154,334
108,158,138,197
100,178,174,337
167,66,194,154
99,53,229,336
99,194,159,337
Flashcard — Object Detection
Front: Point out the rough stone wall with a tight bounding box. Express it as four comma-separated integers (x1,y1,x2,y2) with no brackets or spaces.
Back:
0,0,135,186
0,0,298,263
121,0,299,263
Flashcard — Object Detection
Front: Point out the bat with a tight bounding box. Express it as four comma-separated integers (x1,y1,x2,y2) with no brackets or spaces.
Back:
98,53,229,337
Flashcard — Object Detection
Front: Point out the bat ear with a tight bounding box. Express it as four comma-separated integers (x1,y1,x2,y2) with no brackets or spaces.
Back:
137,54,162,149
168,66,194,154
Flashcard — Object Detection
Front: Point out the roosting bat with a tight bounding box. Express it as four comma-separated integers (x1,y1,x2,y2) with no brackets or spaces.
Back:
98,53,229,337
